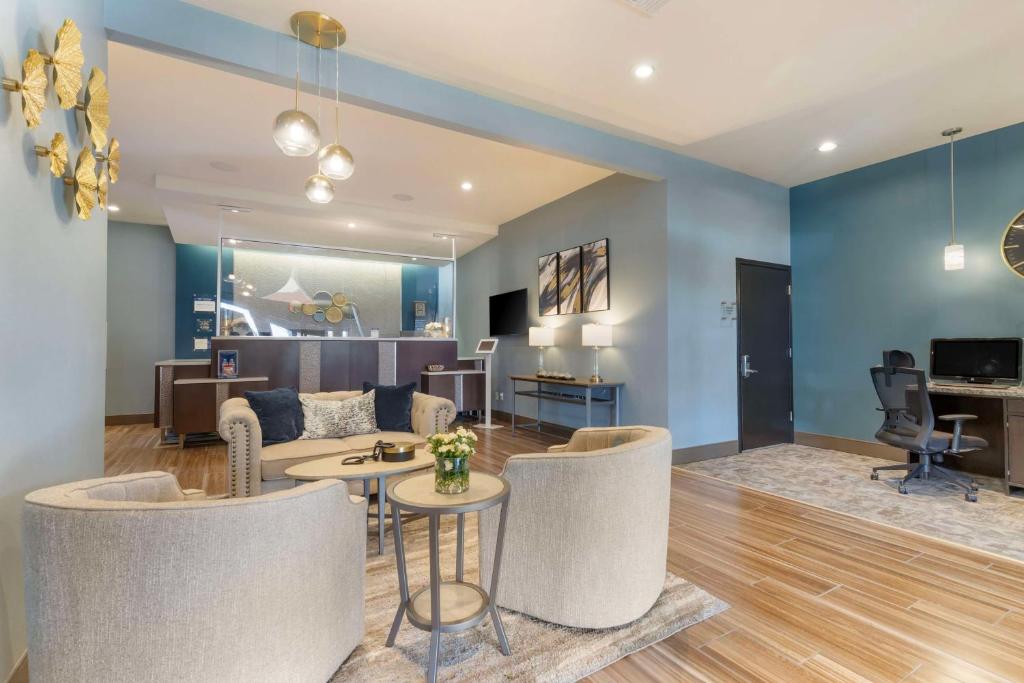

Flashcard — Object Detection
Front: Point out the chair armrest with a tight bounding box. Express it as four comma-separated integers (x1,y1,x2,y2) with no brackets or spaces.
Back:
547,443,569,453
411,392,456,436
182,489,207,500
938,414,977,422
218,398,263,497
938,414,978,454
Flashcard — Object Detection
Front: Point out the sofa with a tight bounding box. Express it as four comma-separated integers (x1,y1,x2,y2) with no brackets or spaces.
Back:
220,390,456,497
479,426,672,628
23,471,366,683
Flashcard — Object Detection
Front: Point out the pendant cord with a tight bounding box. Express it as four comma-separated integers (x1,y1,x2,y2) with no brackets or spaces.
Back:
294,27,300,110
949,133,957,245
315,34,322,133
334,41,340,143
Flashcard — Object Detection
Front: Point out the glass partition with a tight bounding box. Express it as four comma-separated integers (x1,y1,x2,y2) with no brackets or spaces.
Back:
218,238,455,338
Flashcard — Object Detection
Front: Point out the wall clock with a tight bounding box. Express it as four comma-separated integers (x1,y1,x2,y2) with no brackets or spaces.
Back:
1000,210,1024,278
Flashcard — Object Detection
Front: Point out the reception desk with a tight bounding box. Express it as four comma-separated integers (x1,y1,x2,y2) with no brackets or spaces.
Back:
156,337,458,445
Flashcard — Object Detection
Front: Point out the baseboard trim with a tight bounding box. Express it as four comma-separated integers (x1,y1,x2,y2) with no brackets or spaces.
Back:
105,413,154,426
672,440,738,465
795,431,904,462
6,652,27,683
489,410,576,438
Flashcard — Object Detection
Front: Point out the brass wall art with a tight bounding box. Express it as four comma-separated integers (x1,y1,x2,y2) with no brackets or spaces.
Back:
3,18,120,221
2,50,48,128
63,147,98,220
34,132,69,177
45,18,84,109
76,67,109,149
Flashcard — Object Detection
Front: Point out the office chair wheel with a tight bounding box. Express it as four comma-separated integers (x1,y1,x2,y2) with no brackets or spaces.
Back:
970,481,979,491
898,484,908,495
870,472,879,480
965,492,978,503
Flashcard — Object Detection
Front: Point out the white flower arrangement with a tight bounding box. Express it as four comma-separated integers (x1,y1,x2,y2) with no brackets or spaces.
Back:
426,427,478,459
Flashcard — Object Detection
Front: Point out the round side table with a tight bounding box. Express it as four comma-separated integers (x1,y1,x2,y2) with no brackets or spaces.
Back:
385,472,511,683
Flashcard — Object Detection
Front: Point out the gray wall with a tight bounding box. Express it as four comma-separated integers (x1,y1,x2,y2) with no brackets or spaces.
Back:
0,0,107,675
457,174,669,430
106,222,176,416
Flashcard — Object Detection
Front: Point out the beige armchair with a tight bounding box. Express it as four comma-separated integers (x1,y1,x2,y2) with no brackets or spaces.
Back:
479,426,672,628
23,472,366,683
220,390,456,497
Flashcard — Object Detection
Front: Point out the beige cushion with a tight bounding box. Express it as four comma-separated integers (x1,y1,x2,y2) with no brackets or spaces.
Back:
261,431,426,480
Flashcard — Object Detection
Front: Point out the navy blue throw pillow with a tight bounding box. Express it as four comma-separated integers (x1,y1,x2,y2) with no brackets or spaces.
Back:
245,387,304,446
362,382,416,433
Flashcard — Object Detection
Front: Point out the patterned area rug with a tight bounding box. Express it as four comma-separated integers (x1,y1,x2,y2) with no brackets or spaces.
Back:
684,444,1024,562
331,515,727,682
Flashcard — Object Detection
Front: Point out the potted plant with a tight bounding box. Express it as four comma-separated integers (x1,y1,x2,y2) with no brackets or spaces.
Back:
426,427,477,494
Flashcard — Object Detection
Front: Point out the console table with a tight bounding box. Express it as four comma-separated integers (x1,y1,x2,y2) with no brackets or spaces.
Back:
509,375,623,433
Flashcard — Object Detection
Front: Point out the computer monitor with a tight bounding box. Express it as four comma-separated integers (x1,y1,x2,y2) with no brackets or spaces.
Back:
929,338,1023,386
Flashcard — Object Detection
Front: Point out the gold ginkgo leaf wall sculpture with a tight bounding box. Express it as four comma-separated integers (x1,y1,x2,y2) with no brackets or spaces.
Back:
77,67,109,149
1,49,48,128
95,137,120,184
47,18,84,109
34,132,70,177
63,147,98,220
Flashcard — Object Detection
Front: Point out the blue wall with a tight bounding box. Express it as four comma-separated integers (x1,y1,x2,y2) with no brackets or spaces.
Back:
791,122,1024,442
175,244,232,358
401,264,440,331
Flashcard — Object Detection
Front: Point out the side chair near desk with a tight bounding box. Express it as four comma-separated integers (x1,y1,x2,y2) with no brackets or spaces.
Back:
869,350,987,502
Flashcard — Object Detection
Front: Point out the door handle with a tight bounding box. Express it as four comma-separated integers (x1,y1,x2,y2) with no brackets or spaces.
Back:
741,354,759,379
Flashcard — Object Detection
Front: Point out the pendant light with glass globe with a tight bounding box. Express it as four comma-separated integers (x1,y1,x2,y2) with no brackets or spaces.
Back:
318,35,355,181
272,16,321,157
304,39,335,204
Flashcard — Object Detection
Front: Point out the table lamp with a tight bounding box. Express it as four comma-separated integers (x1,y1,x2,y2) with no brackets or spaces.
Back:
529,326,555,374
581,323,613,383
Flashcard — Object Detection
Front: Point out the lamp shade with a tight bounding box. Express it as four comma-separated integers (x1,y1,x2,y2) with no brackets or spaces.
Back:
581,323,613,347
529,326,555,347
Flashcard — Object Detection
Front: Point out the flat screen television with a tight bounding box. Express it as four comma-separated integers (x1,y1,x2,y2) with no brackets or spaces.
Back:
929,338,1023,386
489,288,528,336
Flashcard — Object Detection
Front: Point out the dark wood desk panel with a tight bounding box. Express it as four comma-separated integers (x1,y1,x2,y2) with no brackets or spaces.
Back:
398,341,456,389
928,393,1005,479
210,339,299,389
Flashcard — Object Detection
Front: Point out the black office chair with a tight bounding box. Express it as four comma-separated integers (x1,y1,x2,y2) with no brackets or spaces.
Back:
869,350,985,502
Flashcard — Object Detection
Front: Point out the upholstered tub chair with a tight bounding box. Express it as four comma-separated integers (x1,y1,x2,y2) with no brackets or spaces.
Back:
479,426,672,628
219,390,456,497
23,472,366,683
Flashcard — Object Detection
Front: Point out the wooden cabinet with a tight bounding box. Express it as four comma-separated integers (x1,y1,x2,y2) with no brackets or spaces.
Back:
1005,402,1024,489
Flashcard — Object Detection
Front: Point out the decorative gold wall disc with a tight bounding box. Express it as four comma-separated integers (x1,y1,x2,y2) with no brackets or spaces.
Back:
325,306,343,323
49,19,84,109
97,168,109,209
2,50,48,128
301,303,317,316
63,147,97,220
290,12,346,48
332,292,348,306
34,132,69,177
95,137,120,183
76,67,109,149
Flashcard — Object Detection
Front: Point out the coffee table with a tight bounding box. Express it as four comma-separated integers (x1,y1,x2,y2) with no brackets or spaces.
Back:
284,449,433,554
385,472,511,683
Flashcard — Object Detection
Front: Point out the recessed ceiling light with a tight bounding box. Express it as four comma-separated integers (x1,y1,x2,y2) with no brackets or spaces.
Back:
108,204,120,212
411,257,418,261
228,238,239,245
632,63,655,80
818,141,838,152
347,222,356,228
460,181,473,191
392,193,415,202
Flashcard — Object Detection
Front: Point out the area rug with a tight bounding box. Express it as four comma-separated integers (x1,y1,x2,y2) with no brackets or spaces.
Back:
683,444,1024,562
330,514,727,682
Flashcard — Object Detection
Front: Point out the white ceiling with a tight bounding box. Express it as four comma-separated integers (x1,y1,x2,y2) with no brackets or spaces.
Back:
185,0,1024,187
107,42,612,255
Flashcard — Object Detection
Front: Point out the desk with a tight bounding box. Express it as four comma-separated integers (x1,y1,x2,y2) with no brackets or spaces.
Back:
173,376,269,448
927,382,1024,494
510,375,622,433
420,369,485,415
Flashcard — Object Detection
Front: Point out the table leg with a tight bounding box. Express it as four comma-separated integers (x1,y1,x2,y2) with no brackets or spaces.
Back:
511,379,516,433
377,475,387,555
456,513,465,582
427,514,442,683
386,501,409,647
585,387,592,428
536,381,542,432
614,386,621,426
488,499,512,656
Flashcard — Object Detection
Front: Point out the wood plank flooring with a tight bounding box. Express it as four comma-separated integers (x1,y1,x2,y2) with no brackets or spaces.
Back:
105,422,1024,682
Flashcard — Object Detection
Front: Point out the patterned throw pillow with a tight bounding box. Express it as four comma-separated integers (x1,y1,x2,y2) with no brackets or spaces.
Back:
299,391,379,440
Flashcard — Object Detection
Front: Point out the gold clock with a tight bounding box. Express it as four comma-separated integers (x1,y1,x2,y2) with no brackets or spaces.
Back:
1000,210,1024,278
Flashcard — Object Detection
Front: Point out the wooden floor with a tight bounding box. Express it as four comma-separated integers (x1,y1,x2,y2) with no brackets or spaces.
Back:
105,422,1024,682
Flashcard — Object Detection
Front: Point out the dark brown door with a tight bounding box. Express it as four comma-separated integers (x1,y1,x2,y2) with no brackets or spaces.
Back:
737,259,794,450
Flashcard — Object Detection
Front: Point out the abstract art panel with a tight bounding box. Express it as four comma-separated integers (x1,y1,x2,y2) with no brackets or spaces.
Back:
538,252,559,316
582,238,610,312
558,246,582,314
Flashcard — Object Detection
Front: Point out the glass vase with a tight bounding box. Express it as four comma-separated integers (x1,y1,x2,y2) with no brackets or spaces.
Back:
434,455,470,494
